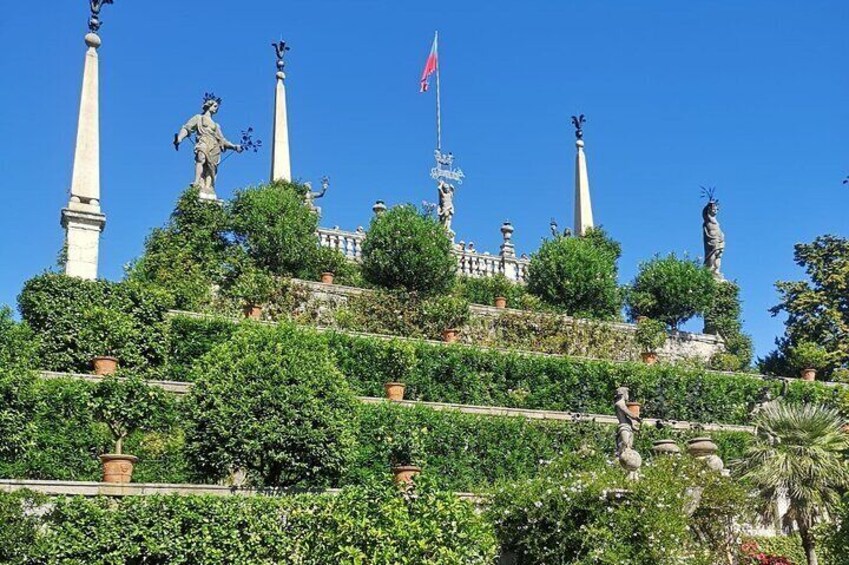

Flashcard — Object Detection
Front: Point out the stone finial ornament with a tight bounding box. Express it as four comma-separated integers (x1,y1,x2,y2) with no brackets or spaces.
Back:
174,93,244,200
272,39,291,72
614,387,642,479
500,221,515,258
701,186,725,280
88,0,114,33
571,114,586,140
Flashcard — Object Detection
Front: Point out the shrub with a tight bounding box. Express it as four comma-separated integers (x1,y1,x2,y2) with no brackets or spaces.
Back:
18,274,172,373
309,246,362,286
185,322,357,488
221,260,276,307
90,374,173,455
704,281,754,369
526,228,622,319
627,253,717,329
361,204,456,295
0,308,38,459
787,341,830,372
229,181,319,277
453,274,545,310
0,490,44,565
77,306,140,359
634,317,667,353
127,186,231,310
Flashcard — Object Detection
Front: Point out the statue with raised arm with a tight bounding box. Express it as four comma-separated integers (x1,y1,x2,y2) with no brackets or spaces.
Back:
614,387,642,479
701,187,725,280
437,180,455,234
305,176,329,216
174,93,243,200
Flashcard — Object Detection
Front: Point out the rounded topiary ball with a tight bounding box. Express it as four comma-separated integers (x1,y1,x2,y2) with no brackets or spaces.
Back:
184,322,357,488
361,204,456,295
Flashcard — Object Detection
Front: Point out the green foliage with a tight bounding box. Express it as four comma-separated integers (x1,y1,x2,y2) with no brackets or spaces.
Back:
0,490,45,565
230,181,321,277
361,205,457,295
490,455,750,565
704,281,754,370
742,537,807,565
0,306,39,369
526,228,622,319
768,235,849,378
221,259,277,306
6,483,497,564
0,308,39,459
453,274,546,310
185,322,358,488
787,341,830,372
335,290,470,339
634,317,667,353
310,245,362,286
127,187,231,310
166,315,237,382
627,253,717,329
18,273,173,373
736,402,849,565
90,373,173,454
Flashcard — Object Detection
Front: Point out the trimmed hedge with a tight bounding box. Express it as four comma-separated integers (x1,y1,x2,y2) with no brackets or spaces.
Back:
168,316,849,425
1,484,498,564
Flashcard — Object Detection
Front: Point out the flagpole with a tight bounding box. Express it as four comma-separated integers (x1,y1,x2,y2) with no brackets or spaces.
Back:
434,30,442,152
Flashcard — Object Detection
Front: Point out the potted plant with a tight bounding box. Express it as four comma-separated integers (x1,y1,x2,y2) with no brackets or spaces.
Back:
634,317,667,365
79,306,138,376
626,400,642,418
494,296,508,309
229,266,275,320
441,328,459,343
381,341,415,403
388,426,426,485
788,341,829,381
384,382,406,401
90,374,169,484
315,247,348,285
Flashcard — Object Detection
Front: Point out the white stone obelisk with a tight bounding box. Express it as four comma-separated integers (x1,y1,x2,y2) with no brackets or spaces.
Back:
271,41,292,182
573,137,594,236
61,30,107,280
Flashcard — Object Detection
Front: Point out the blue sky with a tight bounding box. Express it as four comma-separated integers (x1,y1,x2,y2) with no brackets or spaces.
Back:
1,1,846,358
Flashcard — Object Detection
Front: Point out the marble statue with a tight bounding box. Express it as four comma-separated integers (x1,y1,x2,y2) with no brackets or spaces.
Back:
702,187,725,279
305,176,329,216
174,93,243,200
438,180,455,234
614,387,642,479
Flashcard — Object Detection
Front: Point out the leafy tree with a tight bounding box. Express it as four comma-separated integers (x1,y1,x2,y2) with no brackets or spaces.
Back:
735,402,849,565
526,228,622,319
185,322,357,488
90,374,172,455
127,187,231,310
626,254,716,329
361,204,456,295
764,235,849,378
229,181,320,277
704,281,754,370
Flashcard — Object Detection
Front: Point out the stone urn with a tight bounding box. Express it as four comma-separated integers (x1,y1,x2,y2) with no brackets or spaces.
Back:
801,368,816,382
652,439,681,457
242,304,262,320
626,402,641,418
392,465,421,485
494,296,507,309
92,356,118,376
640,352,658,365
384,382,406,401
618,448,642,480
442,328,459,343
687,437,724,471
321,272,335,285
100,454,138,484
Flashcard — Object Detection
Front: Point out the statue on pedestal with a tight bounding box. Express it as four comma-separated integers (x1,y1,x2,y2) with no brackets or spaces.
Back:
701,187,725,280
174,93,243,200
614,387,642,480
305,176,329,216
437,180,455,234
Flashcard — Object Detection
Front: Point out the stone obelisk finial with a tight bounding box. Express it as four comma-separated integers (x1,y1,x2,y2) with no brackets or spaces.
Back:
61,1,113,279
270,39,292,182
571,114,594,236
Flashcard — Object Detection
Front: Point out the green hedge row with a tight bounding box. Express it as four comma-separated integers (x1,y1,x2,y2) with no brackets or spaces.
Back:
0,377,752,492
169,316,849,425
0,485,497,565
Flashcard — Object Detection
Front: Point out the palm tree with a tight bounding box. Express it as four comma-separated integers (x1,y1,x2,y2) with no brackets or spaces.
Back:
736,402,849,565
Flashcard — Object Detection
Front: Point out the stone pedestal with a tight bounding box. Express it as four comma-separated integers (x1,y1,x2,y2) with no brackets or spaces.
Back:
61,207,106,280
574,139,594,236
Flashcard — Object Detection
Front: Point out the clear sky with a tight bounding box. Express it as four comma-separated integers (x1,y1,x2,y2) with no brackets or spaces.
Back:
1,1,846,359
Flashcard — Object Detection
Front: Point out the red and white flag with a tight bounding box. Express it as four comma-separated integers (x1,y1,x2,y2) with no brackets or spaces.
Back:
420,32,438,92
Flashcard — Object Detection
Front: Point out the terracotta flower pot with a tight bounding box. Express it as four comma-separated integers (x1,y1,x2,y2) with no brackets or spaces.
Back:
242,304,262,320
640,352,658,365
494,296,507,309
626,402,641,418
321,272,335,284
392,465,421,485
384,382,406,401
100,454,138,484
442,328,459,343
801,368,816,382
92,356,118,376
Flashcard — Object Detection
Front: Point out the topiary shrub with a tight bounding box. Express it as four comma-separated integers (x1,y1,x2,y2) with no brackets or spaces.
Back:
185,322,357,488
361,204,456,295
229,181,319,277
635,317,667,354
787,341,830,373
127,186,231,310
626,253,717,329
18,274,173,373
525,228,622,319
